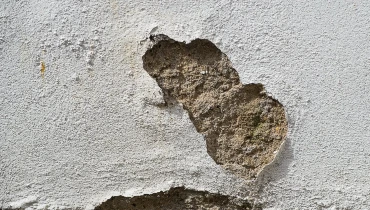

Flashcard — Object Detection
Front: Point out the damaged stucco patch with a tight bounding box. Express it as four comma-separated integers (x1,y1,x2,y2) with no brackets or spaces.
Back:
142,35,287,179
94,187,257,210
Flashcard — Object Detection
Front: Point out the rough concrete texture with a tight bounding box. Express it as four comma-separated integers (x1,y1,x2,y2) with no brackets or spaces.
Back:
143,37,287,180
2,0,370,209
94,187,256,210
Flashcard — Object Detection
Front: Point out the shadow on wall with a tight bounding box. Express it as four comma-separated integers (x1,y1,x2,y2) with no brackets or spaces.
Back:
256,107,302,188
256,136,294,184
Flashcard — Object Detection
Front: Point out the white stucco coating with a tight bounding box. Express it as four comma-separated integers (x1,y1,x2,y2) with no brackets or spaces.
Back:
1,0,370,209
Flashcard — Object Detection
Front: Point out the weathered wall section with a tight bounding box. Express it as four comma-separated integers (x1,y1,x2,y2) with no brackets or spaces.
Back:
1,0,370,209
142,37,287,180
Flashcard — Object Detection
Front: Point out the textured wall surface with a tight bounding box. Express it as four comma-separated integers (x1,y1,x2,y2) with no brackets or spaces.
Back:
1,0,370,209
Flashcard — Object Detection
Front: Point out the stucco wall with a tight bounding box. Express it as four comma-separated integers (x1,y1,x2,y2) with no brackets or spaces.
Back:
1,0,370,209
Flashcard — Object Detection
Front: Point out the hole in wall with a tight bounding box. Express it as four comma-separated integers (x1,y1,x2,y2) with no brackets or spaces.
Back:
142,35,288,180
94,187,257,210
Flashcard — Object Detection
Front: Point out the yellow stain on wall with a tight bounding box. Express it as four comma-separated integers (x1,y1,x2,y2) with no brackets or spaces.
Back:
40,61,45,78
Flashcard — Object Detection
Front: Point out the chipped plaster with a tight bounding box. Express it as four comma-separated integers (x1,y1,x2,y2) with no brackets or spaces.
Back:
1,0,370,209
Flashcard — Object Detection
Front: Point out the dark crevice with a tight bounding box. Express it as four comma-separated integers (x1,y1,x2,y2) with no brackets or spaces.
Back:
94,187,258,210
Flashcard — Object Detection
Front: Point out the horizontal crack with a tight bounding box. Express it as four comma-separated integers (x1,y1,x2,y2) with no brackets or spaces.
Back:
94,187,257,210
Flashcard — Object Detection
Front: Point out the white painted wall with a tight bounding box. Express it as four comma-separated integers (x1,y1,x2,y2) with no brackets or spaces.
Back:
1,0,370,209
